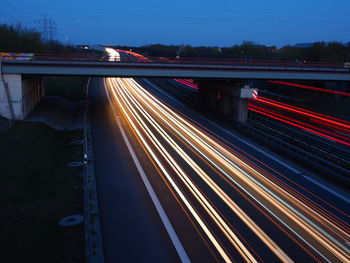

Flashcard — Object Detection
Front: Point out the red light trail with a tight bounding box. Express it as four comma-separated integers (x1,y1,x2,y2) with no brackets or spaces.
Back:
268,81,350,97
173,78,350,146
253,97,350,135
174,79,198,90
248,102,350,146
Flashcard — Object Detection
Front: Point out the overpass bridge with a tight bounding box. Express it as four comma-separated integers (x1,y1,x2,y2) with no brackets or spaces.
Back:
2,58,350,81
1,54,349,121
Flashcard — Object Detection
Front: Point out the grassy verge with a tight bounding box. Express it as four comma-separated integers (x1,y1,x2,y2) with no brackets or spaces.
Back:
0,122,84,262
0,75,88,262
44,77,88,102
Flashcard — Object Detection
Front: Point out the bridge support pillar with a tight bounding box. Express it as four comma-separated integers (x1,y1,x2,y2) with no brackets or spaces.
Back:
197,80,220,111
197,80,256,123
0,74,44,120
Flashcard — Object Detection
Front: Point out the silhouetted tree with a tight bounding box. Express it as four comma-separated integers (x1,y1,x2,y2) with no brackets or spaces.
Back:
0,23,74,53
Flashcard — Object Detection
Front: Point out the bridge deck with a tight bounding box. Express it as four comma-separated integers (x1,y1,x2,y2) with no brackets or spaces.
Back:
2,59,350,81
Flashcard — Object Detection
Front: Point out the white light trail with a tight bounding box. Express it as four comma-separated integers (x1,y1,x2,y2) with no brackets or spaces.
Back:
103,48,350,263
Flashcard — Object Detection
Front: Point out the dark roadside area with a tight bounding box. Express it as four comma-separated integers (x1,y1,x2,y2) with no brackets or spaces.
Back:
0,77,88,263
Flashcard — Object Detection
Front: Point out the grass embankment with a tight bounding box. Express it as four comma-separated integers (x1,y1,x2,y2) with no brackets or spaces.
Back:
0,77,88,262
0,122,84,262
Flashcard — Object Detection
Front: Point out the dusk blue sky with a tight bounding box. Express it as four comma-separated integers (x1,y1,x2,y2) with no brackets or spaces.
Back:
1,0,349,47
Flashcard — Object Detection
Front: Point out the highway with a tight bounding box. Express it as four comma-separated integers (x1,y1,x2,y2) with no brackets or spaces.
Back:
166,77,350,181
170,79,350,146
89,77,180,263
89,49,350,262
104,76,350,261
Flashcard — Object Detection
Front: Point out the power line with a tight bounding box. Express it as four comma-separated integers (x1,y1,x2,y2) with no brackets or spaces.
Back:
35,14,57,42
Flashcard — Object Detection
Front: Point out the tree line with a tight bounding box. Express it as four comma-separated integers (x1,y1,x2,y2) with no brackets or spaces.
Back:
0,24,74,53
1,23,349,62
115,41,350,62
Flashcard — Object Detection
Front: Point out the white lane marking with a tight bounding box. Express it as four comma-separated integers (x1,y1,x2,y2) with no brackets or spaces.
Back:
143,78,350,203
104,79,191,263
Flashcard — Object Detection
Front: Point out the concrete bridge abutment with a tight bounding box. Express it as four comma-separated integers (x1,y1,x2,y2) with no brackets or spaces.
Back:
197,80,256,123
0,73,44,120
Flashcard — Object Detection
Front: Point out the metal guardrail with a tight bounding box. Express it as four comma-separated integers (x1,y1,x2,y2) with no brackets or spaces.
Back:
249,113,350,163
245,114,350,185
242,124,350,183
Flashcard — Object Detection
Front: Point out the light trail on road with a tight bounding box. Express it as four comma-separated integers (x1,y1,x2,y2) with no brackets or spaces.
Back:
174,79,198,90
249,97,350,146
253,97,350,134
114,49,151,62
105,47,120,61
104,49,350,262
172,78,350,146
268,81,350,97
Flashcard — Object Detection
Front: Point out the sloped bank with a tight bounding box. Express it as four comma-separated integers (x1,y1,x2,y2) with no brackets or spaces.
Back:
0,121,85,263
0,77,89,263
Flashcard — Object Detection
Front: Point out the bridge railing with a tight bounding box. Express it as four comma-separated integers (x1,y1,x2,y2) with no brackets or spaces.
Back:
152,57,347,70
0,52,102,62
1,53,349,73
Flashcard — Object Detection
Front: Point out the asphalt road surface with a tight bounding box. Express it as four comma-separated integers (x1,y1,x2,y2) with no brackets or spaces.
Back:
90,78,180,263
90,76,350,262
